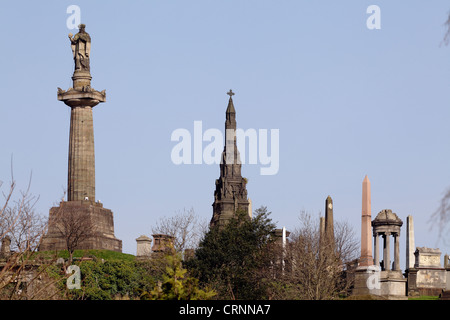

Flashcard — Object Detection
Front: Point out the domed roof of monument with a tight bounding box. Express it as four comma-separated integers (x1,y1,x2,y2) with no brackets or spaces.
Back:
372,209,403,226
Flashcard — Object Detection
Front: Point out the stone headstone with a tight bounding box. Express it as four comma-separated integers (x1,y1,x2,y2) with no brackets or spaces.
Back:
414,247,441,268
136,235,152,258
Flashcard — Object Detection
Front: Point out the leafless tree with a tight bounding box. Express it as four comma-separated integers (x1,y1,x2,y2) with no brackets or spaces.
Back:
1,192,45,253
443,11,450,46
50,200,96,265
432,10,450,245
151,208,208,253
429,188,450,246
0,171,47,253
275,211,358,300
0,169,65,300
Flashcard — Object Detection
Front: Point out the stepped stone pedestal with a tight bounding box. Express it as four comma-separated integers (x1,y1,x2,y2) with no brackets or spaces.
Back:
40,201,122,252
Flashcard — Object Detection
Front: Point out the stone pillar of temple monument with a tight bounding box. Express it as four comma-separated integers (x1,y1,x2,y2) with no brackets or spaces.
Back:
394,233,400,271
384,232,391,271
360,175,373,267
373,233,379,267
39,24,122,252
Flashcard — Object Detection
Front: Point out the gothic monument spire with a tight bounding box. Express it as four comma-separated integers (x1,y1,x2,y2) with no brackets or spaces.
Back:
210,90,250,228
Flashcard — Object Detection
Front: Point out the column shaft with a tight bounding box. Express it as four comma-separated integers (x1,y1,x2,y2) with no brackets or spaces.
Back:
374,234,379,267
384,233,391,271
394,233,400,271
68,106,95,201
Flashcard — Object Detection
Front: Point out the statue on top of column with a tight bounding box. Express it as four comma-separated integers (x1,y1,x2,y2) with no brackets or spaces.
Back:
68,24,91,72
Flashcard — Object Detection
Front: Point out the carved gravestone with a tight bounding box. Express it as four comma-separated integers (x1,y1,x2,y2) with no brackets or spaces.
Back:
136,235,152,259
414,247,441,268
410,247,447,296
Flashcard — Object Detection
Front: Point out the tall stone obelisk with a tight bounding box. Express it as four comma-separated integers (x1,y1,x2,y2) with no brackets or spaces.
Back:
352,175,379,297
325,195,335,245
406,215,415,270
360,175,373,266
40,24,122,252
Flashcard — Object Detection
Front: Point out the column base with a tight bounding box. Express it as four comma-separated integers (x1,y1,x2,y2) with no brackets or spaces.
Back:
352,266,381,297
39,200,122,253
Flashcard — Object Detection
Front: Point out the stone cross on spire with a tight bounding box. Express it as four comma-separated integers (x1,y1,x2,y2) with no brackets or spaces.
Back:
227,89,235,98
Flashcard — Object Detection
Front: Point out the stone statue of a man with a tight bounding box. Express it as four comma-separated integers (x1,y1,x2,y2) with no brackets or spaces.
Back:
68,24,91,72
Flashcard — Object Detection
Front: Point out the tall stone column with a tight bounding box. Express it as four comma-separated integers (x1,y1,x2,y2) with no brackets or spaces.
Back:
360,175,373,266
66,100,99,201
39,24,121,252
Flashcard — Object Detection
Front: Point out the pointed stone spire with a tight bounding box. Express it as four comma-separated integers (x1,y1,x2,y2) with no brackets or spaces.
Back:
211,90,249,228
359,175,373,266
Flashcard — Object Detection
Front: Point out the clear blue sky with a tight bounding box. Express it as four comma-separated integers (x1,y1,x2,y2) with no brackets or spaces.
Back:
1,1,450,266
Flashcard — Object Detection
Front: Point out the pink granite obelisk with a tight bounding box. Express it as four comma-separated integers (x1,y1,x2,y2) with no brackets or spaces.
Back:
359,175,373,266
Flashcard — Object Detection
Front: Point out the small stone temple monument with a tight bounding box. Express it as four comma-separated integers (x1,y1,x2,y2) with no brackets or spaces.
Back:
372,209,407,298
40,24,122,252
210,90,250,228
372,209,403,272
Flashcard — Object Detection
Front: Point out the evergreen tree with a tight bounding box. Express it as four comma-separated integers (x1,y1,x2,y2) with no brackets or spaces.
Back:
186,206,276,299
142,253,216,300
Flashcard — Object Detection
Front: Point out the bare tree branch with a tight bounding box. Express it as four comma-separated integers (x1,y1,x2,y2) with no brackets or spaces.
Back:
49,202,96,265
443,11,450,46
277,210,358,300
151,208,207,253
